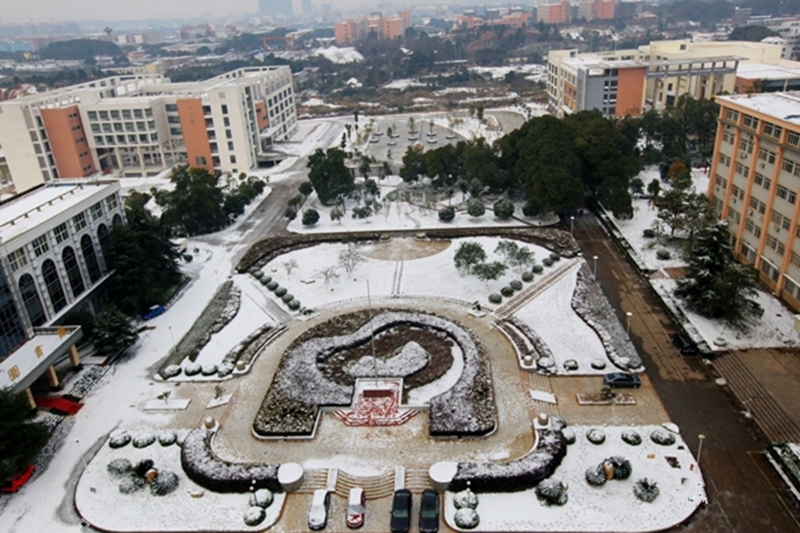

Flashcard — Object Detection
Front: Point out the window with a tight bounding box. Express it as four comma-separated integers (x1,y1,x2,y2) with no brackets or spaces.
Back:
122,109,131,119
168,116,180,124
718,154,732,167
99,110,109,120
230,155,237,164
105,194,119,211
228,141,234,151
19,274,46,327
202,105,211,115
8,248,27,271
145,108,153,118
110,110,120,119
792,252,800,268
42,259,67,312
226,129,232,139
170,127,182,136
783,159,796,174
731,186,745,200
165,104,178,112
788,131,800,147
735,163,750,177
53,222,69,243
31,235,49,257
771,211,782,225
778,185,789,200
759,149,776,163
125,122,135,131
791,190,798,204
221,104,228,114
87,111,97,120
102,123,112,133
196,156,207,166
743,114,759,130
767,235,779,250
134,109,143,119
725,108,739,122
763,122,783,139
223,117,230,127
715,174,727,189
741,139,754,153
91,124,101,133
62,247,85,298
73,212,87,231
783,216,792,230
81,235,102,283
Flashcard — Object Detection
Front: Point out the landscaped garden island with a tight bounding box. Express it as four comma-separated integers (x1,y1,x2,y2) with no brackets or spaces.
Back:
74,232,706,532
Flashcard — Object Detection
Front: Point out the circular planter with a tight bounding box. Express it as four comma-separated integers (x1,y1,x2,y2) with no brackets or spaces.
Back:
429,461,457,492
278,463,304,492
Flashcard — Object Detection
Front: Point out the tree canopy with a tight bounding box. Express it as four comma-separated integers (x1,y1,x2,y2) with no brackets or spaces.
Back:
729,25,780,42
0,388,50,485
154,166,228,236
307,148,355,205
38,38,122,61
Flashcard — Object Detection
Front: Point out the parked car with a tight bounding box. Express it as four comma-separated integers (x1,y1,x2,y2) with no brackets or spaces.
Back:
0,465,34,493
346,487,366,529
390,489,412,533
603,372,641,388
308,489,331,530
142,305,165,321
671,333,698,355
418,489,440,533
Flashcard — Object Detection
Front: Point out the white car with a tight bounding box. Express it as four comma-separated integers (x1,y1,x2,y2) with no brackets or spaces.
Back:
308,489,330,530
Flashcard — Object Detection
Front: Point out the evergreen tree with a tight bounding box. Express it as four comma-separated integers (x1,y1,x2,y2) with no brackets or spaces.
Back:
92,309,138,356
154,166,228,236
307,148,355,205
675,221,763,330
0,388,50,485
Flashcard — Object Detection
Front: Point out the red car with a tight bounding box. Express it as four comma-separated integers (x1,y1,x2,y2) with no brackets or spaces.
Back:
1,465,35,493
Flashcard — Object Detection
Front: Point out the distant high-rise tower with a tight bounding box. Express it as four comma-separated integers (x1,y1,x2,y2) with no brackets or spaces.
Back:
301,0,312,15
259,0,293,18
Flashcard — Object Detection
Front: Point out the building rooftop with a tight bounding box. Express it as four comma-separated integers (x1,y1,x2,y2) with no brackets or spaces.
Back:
718,92,800,125
0,182,118,244
736,62,800,80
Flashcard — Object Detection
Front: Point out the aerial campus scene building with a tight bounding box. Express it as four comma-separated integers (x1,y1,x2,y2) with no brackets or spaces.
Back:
1,2,800,533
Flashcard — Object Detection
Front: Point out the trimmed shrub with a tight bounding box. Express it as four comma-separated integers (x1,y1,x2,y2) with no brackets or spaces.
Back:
535,479,568,506
493,198,515,220
549,253,561,261
281,293,294,303
244,506,266,526
633,478,660,503
253,270,264,279
150,470,180,496
500,286,514,297
532,264,544,274
522,272,534,282
585,465,607,487
302,209,320,226
217,362,234,377
133,433,155,448
184,363,201,376
562,428,576,445
109,432,131,449
266,281,278,291
119,476,145,494
438,206,456,222
621,430,642,446
134,459,155,477
650,428,676,446
542,257,554,267
563,359,578,371
201,364,219,376
158,431,178,446
453,489,479,509
162,365,181,379
643,228,656,238
107,458,132,476
467,198,486,218
656,249,671,260
607,456,632,480
249,488,275,508
274,287,287,298
586,429,606,444
550,416,567,431
454,508,480,529
288,300,301,310
590,359,606,370
261,275,272,284
510,280,523,291
488,294,502,304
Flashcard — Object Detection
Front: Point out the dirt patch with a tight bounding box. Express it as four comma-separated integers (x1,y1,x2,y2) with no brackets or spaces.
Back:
663,266,686,279
360,238,451,261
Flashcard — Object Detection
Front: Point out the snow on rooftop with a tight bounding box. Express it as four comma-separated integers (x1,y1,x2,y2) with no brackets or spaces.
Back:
718,91,800,124
313,46,364,64
0,183,118,244
736,63,800,80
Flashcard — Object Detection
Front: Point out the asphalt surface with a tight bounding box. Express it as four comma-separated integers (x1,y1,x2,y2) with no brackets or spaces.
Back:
572,213,800,532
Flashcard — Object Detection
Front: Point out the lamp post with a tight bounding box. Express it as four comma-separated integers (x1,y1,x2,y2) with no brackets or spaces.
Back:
75,438,88,470
697,434,706,464
626,312,633,335
570,216,575,235
592,255,599,280
168,325,175,345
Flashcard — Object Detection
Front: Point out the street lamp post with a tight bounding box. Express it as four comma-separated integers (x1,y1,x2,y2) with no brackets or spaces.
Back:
626,312,633,335
592,255,599,280
570,216,575,235
75,438,88,470
697,434,707,464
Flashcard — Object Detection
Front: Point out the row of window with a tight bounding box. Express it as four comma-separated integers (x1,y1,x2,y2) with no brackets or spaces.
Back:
766,235,787,256
776,185,798,204
94,134,158,146
755,173,772,190
90,121,156,134
735,163,750,177
731,185,745,201
745,219,762,238
87,108,153,121
749,197,767,215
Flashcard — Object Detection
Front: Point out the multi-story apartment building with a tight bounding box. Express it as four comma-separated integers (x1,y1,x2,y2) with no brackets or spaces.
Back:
536,1,572,24
334,11,411,45
547,40,786,118
708,92,800,311
0,66,297,193
0,181,124,404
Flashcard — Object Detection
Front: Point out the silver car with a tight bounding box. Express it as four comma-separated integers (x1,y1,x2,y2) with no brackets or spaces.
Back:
308,489,331,530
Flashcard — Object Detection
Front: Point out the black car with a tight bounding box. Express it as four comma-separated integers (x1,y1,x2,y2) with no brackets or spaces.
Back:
390,489,412,533
419,489,440,533
602,372,641,388
671,333,698,355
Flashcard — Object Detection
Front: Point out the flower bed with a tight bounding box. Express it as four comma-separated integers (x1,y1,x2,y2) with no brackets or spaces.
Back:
571,267,642,371
449,428,567,492
252,310,496,438
181,427,281,493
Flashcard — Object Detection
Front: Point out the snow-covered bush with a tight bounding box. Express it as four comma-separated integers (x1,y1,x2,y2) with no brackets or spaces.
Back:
133,433,155,448
454,508,480,529
634,478,660,502
563,359,578,371
607,456,632,480
201,364,218,376
585,465,607,487
550,253,561,262
266,281,278,291
150,470,179,496
656,249,671,260
500,286,514,297
642,228,655,238
488,294,502,304
162,365,181,379
243,506,266,526
274,287,287,298
622,430,642,446
184,363,201,376
510,280,523,291
453,489,479,509
650,428,676,446
261,275,272,285
119,476,145,494
439,206,456,222
590,359,606,370
281,293,294,303
134,459,155,477
542,257,554,267
522,272,534,282
532,264,544,274
535,479,568,506
562,428,576,445
550,416,567,431
109,431,131,449
249,488,274,508
288,300,301,310
158,431,178,446
586,429,606,444
217,362,234,377
107,458,131,476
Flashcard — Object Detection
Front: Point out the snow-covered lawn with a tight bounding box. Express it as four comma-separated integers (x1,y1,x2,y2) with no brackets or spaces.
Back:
445,424,705,532
75,430,285,532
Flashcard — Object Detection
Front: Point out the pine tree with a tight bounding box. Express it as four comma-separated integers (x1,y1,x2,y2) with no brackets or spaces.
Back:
0,388,50,484
675,220,763,330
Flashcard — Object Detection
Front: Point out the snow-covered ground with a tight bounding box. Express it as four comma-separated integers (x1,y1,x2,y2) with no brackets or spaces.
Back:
445,424,705,532
313,46,364,64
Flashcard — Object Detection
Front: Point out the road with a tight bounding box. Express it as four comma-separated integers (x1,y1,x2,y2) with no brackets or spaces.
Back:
573,213,800,532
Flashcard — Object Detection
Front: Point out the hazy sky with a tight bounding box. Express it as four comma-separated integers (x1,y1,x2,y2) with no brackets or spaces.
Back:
1,0,257,24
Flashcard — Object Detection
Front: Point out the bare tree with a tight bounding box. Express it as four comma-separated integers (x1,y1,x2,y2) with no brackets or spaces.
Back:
338,245,365,275
282,259,299,276
316,266,340,285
